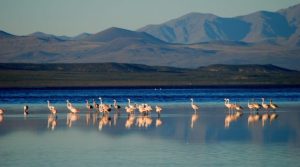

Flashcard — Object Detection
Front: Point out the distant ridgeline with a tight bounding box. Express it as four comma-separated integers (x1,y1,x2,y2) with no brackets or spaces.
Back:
0,63,299,87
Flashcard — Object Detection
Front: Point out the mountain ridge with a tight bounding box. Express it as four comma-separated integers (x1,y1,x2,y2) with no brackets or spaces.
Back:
0,4,300,70
138,4,300,45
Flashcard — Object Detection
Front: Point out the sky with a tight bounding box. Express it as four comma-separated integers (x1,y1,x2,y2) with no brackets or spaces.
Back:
1,0,300,36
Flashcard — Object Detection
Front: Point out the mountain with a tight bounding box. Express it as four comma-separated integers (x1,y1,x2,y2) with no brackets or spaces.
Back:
0,27,300,70
82,27,165,44
73,32,92,40
0,4,300,70
0,30,15,39
30,32,71,41
138,4,300,45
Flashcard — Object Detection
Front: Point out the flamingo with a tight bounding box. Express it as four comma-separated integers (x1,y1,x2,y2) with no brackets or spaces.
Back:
66,100,72,110
252,99,262,111
47,100,57,114
144,104,152,116
269,99,279,111
0,114,3,123
66,100,79,114
155,105,162,117
0,108,5,115
234,102,243,112
99,97,111,114
261,98,270,112
138,104,146,115
190,98,199,113
113,99,121,113
224,98,234,113
247,100,255,113
125,106,134,115
93,99,99,109
86,100,93,111
24,105,29,116
127,98,136,110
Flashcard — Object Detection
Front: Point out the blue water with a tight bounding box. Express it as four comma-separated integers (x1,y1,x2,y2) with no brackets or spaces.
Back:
1,86,300,104
0,87,300,167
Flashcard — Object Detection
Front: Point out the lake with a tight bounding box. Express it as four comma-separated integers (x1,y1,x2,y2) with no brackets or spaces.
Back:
0,87,300,167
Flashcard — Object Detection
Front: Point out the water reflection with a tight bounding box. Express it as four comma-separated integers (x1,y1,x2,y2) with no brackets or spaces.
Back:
98,114,112,130
248,113,260,126
86,111,91,125
156,118,162,127
113,113,118,126
224,111,242,128
125,114,135,129
247,112,279,127
261,113,269,127
270,112,279,124
66,113,80,128
191,112,199,128
136,115,153,128
0,114,3,123
47,114,57,131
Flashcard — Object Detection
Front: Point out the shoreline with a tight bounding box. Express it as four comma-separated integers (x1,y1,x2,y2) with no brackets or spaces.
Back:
1,84,300,89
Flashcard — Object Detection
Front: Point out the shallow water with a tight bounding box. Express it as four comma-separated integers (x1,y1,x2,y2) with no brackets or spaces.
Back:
0,87,300,167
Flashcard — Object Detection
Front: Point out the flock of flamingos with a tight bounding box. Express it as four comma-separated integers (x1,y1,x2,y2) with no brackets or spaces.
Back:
0,97,279,130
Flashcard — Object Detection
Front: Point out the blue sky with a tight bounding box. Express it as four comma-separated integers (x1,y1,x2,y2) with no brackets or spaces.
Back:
1,0,300,36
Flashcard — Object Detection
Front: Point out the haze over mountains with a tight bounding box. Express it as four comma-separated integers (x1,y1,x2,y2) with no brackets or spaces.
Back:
139,4,300,45
0,4,300,70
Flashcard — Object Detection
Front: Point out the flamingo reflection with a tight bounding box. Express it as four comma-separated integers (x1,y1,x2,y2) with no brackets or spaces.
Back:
66,113,80,128
224,111,242,128
92,112,99,125
156,118,163,127
48,114,57,130
191,112,199,128
261,113,269,127
113,113,118,126
136,115,152,128
270,112,278,124
86,111,91,125
248,113,260,126
125,114,135,129
0,108,5,123
98,114,111,131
